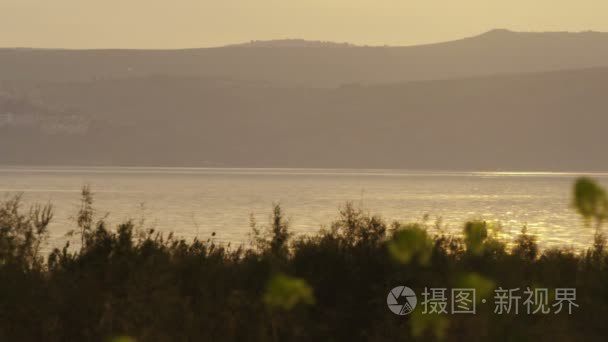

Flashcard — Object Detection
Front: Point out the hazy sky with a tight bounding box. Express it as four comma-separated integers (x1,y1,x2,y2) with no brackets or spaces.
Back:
2,0,607,49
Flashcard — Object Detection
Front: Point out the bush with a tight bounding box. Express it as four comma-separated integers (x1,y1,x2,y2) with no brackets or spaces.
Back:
1,180,608,341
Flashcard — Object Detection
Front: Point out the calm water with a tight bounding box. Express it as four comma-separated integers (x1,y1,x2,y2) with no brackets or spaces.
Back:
1,167,606,251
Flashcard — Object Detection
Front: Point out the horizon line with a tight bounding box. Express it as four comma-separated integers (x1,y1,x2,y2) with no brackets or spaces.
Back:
1,165,608,178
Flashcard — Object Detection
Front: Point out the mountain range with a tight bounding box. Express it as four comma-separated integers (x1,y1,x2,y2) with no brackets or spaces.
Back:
1,30,607,170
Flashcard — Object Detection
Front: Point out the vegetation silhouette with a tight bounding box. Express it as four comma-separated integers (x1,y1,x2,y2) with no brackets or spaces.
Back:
1,178,608,341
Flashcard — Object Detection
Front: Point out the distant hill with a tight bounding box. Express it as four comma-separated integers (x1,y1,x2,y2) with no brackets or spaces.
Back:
2,30,608,86
1,66,608,171
226,39,357,48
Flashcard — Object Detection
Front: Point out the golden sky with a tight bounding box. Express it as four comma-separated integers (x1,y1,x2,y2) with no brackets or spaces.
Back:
1,0,607,48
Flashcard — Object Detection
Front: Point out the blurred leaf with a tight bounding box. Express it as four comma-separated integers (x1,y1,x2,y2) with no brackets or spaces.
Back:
455,272,495,299
263,273,314,310
410,310,448,340
388,224,432,265
573,177,608,226
463,221,488,255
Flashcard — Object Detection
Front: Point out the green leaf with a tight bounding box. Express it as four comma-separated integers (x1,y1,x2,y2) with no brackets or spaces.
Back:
573,177,608,226
410,310,448,340
263,273,315,310
455,272,495,299
388,224,432,265
463,221,488,255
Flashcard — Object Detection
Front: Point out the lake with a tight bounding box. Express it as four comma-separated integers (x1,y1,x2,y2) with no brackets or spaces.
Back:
1,166,606,251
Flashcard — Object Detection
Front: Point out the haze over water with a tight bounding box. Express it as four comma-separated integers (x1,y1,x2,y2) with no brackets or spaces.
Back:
1,166,604,251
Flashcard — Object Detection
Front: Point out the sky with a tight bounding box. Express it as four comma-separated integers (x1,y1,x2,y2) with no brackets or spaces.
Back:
1,0,607,49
